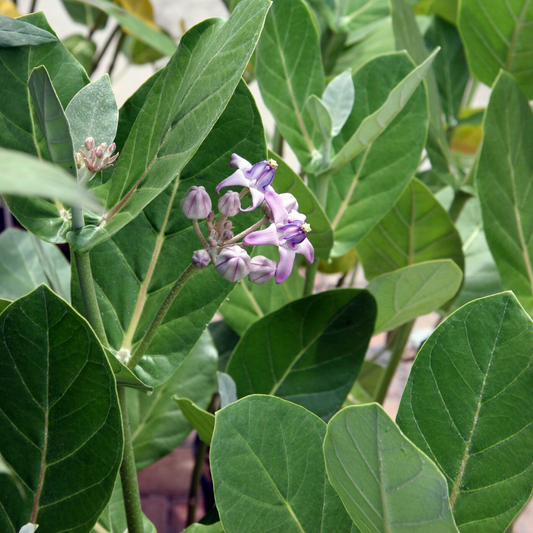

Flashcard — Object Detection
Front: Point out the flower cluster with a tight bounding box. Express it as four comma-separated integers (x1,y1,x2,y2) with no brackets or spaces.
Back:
75,137,119,175
181,154,314,284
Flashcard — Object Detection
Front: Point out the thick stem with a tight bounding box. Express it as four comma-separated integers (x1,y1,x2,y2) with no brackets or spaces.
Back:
127,263,200,370
303,261,319,296
374,321,414,404
118,387,145,533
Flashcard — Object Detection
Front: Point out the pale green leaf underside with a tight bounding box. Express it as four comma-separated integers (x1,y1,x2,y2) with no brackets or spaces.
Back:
174,398,215,445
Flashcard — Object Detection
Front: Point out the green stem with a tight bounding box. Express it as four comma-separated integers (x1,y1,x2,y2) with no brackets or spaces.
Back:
118,386,145,533
273,126,284,157
127,263,200,370
374,321,414,404
448,189,472,223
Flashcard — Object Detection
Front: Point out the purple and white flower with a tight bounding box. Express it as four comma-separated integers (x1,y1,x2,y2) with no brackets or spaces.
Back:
216,154,278,213
180,186,212,220
192,249,211,268
218,190,241,217
215,245,251,282
248,255,277,285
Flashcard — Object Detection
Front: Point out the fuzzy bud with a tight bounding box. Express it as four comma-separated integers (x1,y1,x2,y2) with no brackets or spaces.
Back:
84,137,95,151
222,230,234,241
248,255,277,285
192,249,211,268
95,146,104,159
109,142,116,153
180,186,212,220
215,246,251,282
218,191,241,217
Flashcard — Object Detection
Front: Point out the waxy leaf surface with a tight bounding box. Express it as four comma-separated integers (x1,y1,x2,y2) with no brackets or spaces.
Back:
397,292,533,533
227,289,376,421
211,395,355,533
476,72,533,316
324,404,459,533
0,14,57,47
357,178,464,280
0,286,123,533
325,52,428,257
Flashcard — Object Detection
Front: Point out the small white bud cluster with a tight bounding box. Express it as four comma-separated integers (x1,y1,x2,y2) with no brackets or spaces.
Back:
75,137,119,174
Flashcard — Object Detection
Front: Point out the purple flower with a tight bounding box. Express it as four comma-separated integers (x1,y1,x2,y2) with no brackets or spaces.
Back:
243,194,314,284
218,191,241,217
248,255,277,285
215,246,251,282
180,186,212,220
216,154,278,213
192,249,211,268
262,191,299,223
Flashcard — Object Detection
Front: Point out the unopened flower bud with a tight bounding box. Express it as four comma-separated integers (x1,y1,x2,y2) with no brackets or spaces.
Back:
95,146,104,159
180,186,212,220
109,142,116,154
218,191,241,217
209,239,217,248
224,221,233,230
215,246,251,282
248,255,277,285
192,249,211,268
84,137,94,151
222,230,234,241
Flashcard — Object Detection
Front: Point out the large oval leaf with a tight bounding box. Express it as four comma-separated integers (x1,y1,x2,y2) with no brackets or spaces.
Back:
227,289,376,421
356,177,464,280
459,0,533,98
324,404,459,533
476,72,533,316
397,292,533,532
0,14,57,47
325,52,429,257
211,395,355,533
0,286,123,533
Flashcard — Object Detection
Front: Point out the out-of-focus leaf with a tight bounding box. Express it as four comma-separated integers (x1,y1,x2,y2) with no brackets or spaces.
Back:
323,70,355,136
0,13,56,47
217,372,237,407
459,0,533,98
476,72,533,316
227,289,376,421
357,178,464,280
0,228,70,302
324,404,459,533
334,0,389,33
174,398,215,445
324,52,429,257
0,299,10,313
122,34,164,64
63,34,97,73
62,1,107,29
0,286,123,533
181,523,224,533
208,320,240,371
367,259,462,333
211,395,355,533
397,292,533,532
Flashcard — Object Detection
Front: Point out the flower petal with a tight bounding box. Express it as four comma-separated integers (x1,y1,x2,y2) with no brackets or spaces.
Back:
297,238,314,264
264,190,288,224
243,224,279,246
240,187,264,212
215,169,250,194
276,247,296,283
230,154,252,170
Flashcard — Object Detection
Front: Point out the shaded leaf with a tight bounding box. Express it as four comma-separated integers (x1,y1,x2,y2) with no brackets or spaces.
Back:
104,348,153,394
227,289,376,421
397,292,533,532
334,0,389,34
324,403,459,533
62,35,97,79
476,71,533,315
62,1,107,28
0,14,57,47
0,299,10,313
0,286,123,533
208,320,240,372
211,395,355,533
357,178,464,280
174,398,215,445
367,259,462,334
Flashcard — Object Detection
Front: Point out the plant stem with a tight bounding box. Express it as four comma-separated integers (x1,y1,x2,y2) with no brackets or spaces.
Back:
87,9,107,39
448,189,472,223
90,24,120,75
108,29,126,77
374,321,414,404
29,0,38,12
127,263,200,369
118,386,145,533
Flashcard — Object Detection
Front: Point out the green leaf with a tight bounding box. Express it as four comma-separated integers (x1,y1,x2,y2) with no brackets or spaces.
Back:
367,259,463,334
424,16,469,126
104,348,153,394
323,70,355,136
128,330,218,470
256,0,325,168
217,371,237,407
397,292,533,532
181,522,224,533
211,395,355,533
62,1,107,29
0,12,89,243
391,0,459,186
69,0,271,252
324,52,429,257
357,178,464,280
324,403,459,533
76,0,176,56
306,94,334,143
71,80,266,386
0,228,70,302
62,35,97,85
227,289,376,421
476,72,533,316
0,299,10,314
174,398,215,445
65,74,119,153
333,0,390,33
28,66,77,177
327,48,436,173
208,320,240,371
459,0,533,98
451,197,502,311
0,149,101,213
0,285,123,533
0,14,57,47
270,150,334,260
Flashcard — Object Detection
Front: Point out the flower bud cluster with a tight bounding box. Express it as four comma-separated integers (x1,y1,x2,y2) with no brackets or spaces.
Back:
75,137,119,175
181,153,314,285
